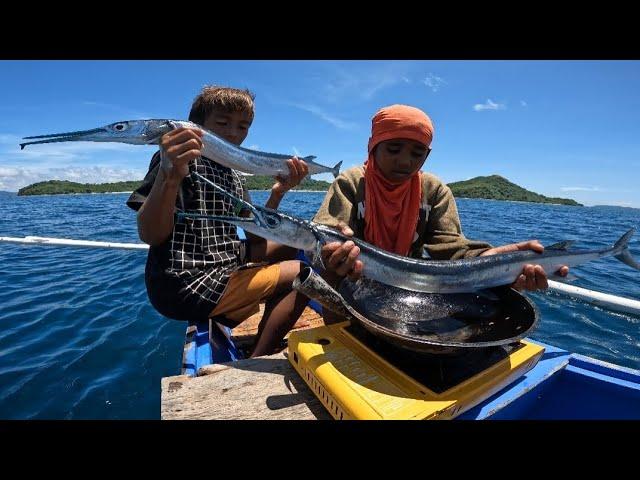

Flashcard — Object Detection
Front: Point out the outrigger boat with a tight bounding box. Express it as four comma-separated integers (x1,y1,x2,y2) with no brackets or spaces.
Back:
177,242,640,420
180,300,640,420
3,233,640,419
169,181,640,420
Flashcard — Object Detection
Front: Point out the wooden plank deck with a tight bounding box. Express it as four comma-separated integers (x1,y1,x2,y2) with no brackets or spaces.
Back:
228,304,325,348
161,351,330,420
161,305,330,420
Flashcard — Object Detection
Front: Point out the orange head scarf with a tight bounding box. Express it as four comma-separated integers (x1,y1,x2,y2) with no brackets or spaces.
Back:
364,104,434,256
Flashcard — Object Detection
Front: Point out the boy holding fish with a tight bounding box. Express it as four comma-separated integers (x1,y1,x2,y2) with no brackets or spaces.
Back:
314,104,569,298
127,86,311,357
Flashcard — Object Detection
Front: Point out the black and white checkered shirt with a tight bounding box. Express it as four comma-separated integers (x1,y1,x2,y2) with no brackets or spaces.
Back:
127,152,250,320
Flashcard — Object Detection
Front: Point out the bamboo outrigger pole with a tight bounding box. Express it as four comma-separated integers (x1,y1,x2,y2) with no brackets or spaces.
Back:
2,235,639,317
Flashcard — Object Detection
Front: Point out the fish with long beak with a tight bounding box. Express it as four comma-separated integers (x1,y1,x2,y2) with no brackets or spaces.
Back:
177,172,640,294
20,119,343,178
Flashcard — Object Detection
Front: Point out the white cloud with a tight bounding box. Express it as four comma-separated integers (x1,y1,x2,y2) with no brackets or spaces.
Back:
0,130,157,191
561,186,602,192
287,103,357,130
605,200,635,208
246,144,260,150
326,75,394,101
0,131,155,164
83,101,116,107
520,100,528,107
0,166,147,192
423,73,446,92
473,99,506,111
321,62,413,102
0,167,22,177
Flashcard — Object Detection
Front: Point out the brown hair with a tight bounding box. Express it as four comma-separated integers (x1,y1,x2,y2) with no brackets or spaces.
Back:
188,85,256,125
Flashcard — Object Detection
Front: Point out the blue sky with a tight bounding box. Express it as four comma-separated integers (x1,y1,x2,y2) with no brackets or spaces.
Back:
1,60,639,207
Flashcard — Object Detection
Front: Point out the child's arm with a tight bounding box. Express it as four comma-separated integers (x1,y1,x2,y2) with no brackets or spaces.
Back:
313,173,363,284
264,157,309,209
480,241,569,290
244,158,310,262
423,180,568,291
319,223,364,286
137,127,203,246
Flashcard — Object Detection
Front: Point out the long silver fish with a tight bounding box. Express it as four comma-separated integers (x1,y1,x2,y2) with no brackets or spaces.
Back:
181,171,640,294
20,119,342,178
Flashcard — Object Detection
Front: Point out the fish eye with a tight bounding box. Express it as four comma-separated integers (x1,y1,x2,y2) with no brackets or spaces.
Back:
113,123,128,132
264,214,281,228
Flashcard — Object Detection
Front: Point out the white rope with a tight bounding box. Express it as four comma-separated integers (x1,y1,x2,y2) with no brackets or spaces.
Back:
547,280,640,317
0,236,149,250
2,235,638,315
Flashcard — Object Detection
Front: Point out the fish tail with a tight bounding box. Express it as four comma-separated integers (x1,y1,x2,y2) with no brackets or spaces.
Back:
332,160,343,178
613,228,640,270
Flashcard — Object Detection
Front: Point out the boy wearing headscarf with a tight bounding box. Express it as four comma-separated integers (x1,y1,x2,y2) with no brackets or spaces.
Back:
314,104,568,291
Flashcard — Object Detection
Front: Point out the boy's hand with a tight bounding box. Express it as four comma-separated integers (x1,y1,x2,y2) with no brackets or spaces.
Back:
272,157,309,196
159,127,204,184
320,222,363,281
480,240,569,291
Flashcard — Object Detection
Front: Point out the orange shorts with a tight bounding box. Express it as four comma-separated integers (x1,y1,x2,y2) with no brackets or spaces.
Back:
209,264,281,323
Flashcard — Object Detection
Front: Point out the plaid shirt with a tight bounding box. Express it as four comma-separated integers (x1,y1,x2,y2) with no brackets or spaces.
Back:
127,152,250,311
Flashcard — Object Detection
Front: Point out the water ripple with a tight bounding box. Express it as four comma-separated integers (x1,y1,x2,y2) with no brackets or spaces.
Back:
0,191,639,418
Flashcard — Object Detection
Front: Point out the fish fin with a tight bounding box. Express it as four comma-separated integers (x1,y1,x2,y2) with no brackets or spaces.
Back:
303,155,317,162
312,241,327,271
613,228,635,250
20,143,26,150
613,228,640,270
332,160,343,179
615,250,640,270
546,240,576,250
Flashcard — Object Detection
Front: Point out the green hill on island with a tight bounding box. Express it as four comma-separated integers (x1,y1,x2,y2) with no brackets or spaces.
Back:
17,180,144,196
17,174,582,206
17,175,332,196
448,175,582,206
244,175,331,191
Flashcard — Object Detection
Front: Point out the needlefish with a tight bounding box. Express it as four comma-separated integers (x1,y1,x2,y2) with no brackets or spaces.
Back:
179,172,640,294
20,119,342,178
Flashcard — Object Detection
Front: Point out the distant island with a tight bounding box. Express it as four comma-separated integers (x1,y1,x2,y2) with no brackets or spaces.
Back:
17,175,332,196
244,175,331,191
448,175,582,206
18,180,143,196
16,174,581,205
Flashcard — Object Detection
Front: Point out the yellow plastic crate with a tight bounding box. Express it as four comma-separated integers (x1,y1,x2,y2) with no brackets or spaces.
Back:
288,322,544,420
